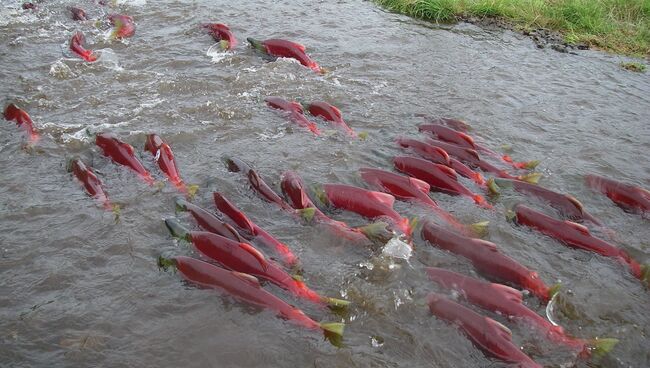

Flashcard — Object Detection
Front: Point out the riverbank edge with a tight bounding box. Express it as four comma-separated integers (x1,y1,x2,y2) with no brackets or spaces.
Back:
373,0,649,62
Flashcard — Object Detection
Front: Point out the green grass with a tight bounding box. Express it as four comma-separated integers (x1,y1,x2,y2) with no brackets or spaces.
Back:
375,0,650,57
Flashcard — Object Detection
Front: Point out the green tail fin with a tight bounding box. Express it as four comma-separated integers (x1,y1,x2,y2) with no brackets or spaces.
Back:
523,160,540,170
186,184,199,199
469,221,489,237
640,264,650,287
164,218,191,242
246,37,266,52
322,297,351,310
548,283,562,299
519,172,542,184
589,338,619,358
157,256,177,271
112,204,121,223
358,221,392,243
358,131,368,140
500,144,513,152
175,197,190,213
320,322,345,336
487,178,500,195
219,40,230,50
505,209,517,222
297,207,316,223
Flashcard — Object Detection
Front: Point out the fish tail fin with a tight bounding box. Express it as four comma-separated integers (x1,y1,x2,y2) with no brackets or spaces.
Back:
174,197,190,213
548,283,562,299
297,207,316,223
357,221,392,243
321,297,351,310
357,131,368,140
487,177,500,195
246,37,265,52
641,264,650,287
164,218,191,242
469,221,489,237
320,322,345,347
219,39,230,50
519,172,542,184
588,338,619,358
157,256,177,271
111,203,121,222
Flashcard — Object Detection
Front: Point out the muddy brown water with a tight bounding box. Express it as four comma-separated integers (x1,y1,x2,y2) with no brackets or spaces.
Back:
1,0,649,367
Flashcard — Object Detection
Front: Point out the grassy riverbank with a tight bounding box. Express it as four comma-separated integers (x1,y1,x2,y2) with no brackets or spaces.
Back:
375,0,650,57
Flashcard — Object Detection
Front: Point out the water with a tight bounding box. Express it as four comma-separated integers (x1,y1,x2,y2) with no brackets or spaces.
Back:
1,0,649,367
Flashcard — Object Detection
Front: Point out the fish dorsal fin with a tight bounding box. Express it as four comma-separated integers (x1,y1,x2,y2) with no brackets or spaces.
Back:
566,195,585,212
565,221,590,235
238,242,268,269
433,147,450,162
492,283,523,304
215,23,229,30
370,191,395,207
289,101,304,113
329,104,342,119
232,271,261,288
289,41,306,52
486,318,513,339
473,239,499,252
409,177,431,194
124,142,135,155
458,131,475,147
436,164,458,180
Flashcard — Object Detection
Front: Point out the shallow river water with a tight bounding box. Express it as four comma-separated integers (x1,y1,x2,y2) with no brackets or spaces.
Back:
1,0,649,367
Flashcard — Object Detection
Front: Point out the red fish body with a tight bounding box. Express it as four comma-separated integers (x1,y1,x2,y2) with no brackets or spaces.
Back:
165,220,344,307
427,293,542,368
203,23,237,49
3,103,39,142
280,171,368,242
585,174,650,216
393,156,490,208
359,167,471,233
512,204,644,281
213,192,298,267
396,137,451,165
449,158,485,186
175,199,243,242
108,14,135,38
70,158,111,209
307,102,356,137
419,124,477,150
425,268,591,355
247,170,295,213
490,178,601,225
265,97,321,135
320,183,412,236
144,134,185,192
421,220,554,302
422,116,471,133
70,31,98,62
248,38,321,73
69,7,87,20
159,256,341,334
95,133,154,185
22,3,35,10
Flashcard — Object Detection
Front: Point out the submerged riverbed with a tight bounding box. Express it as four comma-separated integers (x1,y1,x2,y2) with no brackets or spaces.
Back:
1,0,649,367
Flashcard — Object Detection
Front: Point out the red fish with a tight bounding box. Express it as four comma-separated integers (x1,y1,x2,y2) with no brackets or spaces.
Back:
265,97,321,136
213,192,299,268
95,133,154,185
175,198,243,242
306,101,356,137
359,167,478,234
69,158,111,210
3,103,39,142
396,138,485,186
144,134,185,192
164,219,349,308
425,267,618,358
69,7,87,21
108,14,135,39
421,116,471,133
393,156,491,208
318,183,413,237
511,204,648,285
158,256,344,339
421,220,557,302
203,23,237,50
280,171,376,242
420,124,538,170
427,293,543,368
22,3,35,10
489,178,602,225
248,38,321,73
69,31,98,62
585,174,650,216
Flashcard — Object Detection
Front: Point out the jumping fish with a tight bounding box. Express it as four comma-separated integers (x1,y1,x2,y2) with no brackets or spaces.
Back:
144,134,186,192
70,31,98,62
95,133,154,185
69,7,88,21
203,23,237,50
247,38,321,73
3,103,39,142
108,14,135,39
